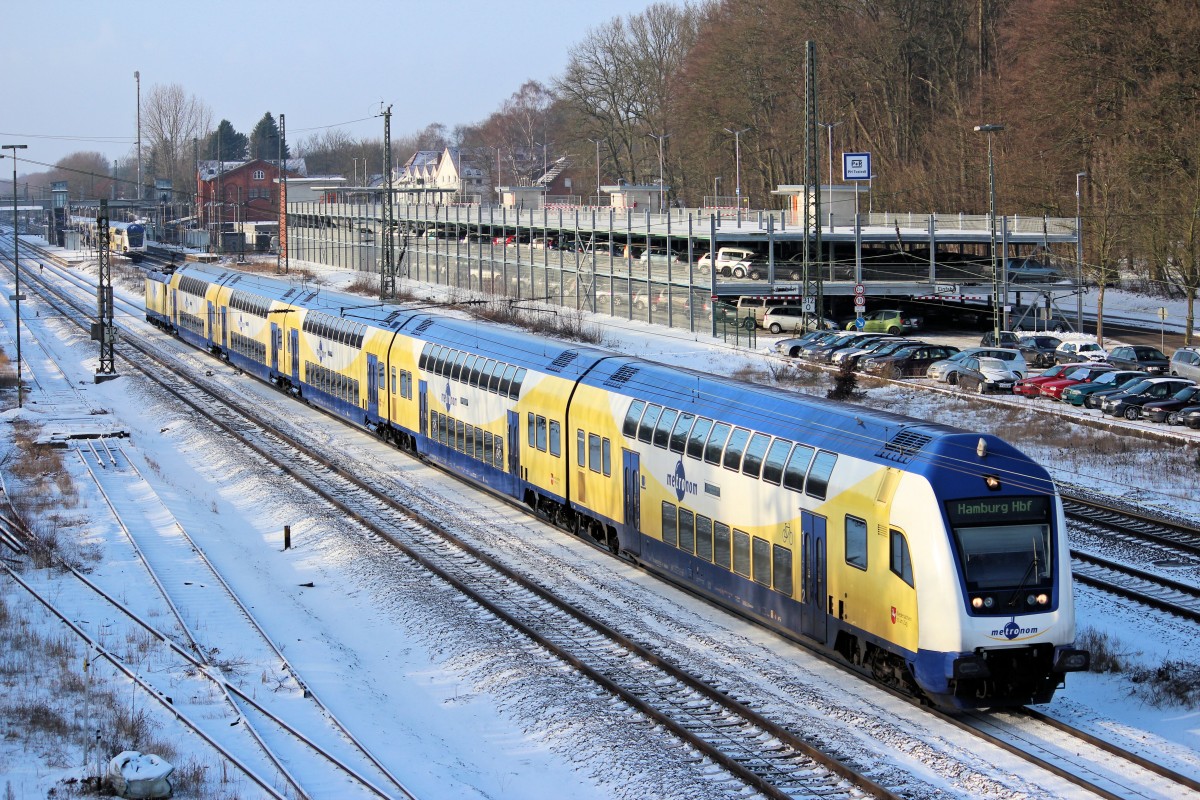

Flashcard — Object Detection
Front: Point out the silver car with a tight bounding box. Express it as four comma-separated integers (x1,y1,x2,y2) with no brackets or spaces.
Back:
928,348,1028,384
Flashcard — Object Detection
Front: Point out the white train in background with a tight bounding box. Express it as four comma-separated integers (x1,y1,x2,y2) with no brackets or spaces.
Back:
72,216,147,262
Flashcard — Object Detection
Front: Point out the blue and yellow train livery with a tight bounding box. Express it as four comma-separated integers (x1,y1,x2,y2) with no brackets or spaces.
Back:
146,263,1088,710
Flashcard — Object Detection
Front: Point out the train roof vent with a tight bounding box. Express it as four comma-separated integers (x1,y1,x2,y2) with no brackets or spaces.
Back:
879,429,933,463
304,291,319,302
413,318,434,335
546,350,579,373
281,288,296,300
604,364,640,388
383,309,404,327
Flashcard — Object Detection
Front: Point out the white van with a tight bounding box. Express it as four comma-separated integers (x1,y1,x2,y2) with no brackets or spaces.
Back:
697,247,761,277
760,306,836,334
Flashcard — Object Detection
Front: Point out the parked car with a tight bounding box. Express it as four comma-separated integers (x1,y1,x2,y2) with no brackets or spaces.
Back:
810,333,894,364
1106,345,1170,375
1036,363,1118,401
696,246,761,277
1053,340,1107,364
833,338,921,370
862,344,960,377
1005,257,1062,283
773,329,842,357
1016,335,1063,368
1060,370,1149,407
847,309,923,335
1100,377,1197,420
956,356,1023,394
638,246,685,265
1179,403,1200,429
761,306,838,334
798,331,882,362
1169,347,1200,380
980,331,1021,348
1144,385,1200,424
928,347,1027,384
1013,362,1091,397
1080,373,1152,409
1009,305,1072,334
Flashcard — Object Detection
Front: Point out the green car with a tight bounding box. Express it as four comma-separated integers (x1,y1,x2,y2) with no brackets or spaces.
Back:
846,309,922,335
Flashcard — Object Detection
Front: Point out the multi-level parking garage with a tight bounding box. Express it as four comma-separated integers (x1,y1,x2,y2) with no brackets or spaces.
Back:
285,195,1081,335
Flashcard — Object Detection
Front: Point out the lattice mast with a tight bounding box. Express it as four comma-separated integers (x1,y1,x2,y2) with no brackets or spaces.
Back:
802,40,824,328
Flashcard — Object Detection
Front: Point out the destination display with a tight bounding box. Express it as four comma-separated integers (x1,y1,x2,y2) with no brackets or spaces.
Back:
945,496,1051,526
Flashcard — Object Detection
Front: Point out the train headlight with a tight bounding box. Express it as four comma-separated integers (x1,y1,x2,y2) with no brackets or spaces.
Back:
983,596,994,608
1026,594,1037,606
971,597,982,609
1036,593,1049,605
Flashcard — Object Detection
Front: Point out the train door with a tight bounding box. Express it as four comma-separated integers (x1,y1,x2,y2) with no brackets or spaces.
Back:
622,449,641,554
170,290,177,326
366,354,379,419
801,510,828,643
220,308,228,349
289,329,300,384
506,410,520,478
270,324,281,373
418,381,428,437
206,301,215,345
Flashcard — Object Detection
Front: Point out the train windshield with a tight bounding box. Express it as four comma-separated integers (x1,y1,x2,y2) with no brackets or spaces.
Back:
946,496,1053,592
127,227,144,246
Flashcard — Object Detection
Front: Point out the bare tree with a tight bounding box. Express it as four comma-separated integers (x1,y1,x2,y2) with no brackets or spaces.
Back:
143,83,212,198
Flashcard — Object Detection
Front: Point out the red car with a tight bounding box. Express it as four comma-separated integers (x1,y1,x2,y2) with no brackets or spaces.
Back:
1013,362,1092,397
1037,363,1118,400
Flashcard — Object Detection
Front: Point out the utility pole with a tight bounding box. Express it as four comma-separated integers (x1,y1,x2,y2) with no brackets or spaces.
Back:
95,200,117,380
278,113,288,274
802,41,823,332
134,71,142,204
380,104,396,299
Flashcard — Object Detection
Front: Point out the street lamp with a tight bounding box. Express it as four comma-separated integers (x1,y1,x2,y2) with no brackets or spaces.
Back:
1075,171,1087,331
818,121,842,189
723,127,750,208
647,132,670,211
586,138,603,205
974,123,1005,342
2,143,28,408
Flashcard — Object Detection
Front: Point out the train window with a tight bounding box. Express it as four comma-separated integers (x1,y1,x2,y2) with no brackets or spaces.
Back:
489,361,505,393
468,357,483,387
890,529,913,587
772,545,793,596
678,509,695,554
588,434,601,472
710,522,729,573
456,420,466,451
695,515,713,561
391,367,397,394
661,502,678,547
783,445,816,493
509,368,526,399
499,364,517,396
845,516,868,570
806,451,838,500
549,421,561,457
465,426,475,456
577,429,586,467
433,348,449,376
653,409,678,449
439,414,449,445
461,355,478,384
733,529,752,577
761,439,791,485
495,436,504,468
704,423,732,465
686,418,713,460
638,405,662,443
752,537,771,586
452,352,469,382
484,432,495,464
528,413,536,447
668,413,695,453
722,427,751,471
480,360,499,391
419,343,432,370
536,416,548,451
602,439,611,476
741,433,771,478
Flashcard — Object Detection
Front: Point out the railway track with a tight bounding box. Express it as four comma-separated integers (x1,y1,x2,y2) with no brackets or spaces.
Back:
14,242,1200,798
11,232,893,798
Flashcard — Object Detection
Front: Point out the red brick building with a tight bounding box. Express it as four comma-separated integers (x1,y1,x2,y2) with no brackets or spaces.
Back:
196,158,306,228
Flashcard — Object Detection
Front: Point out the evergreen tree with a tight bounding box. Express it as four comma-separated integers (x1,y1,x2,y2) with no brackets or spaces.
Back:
249,112,289,161
204,120,248,161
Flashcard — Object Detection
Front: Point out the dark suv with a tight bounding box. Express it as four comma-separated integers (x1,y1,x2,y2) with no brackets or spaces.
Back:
1016,335,1063,368
980,331,1020,348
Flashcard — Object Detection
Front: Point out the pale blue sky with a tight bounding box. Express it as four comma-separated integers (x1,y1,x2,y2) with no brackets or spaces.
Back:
2,0,668,174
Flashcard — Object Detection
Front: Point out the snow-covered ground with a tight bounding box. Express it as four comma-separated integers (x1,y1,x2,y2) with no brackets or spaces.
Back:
2,242,1199,798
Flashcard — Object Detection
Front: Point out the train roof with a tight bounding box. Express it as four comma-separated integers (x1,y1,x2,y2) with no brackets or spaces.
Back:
579,355,1048,487
170,263,611,379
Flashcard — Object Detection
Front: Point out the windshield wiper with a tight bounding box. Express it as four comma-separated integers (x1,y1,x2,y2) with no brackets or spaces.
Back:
1006,536,1041,608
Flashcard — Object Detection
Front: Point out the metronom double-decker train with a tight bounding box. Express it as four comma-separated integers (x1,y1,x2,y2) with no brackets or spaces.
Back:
145,263,1089,710
73,215,147,262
